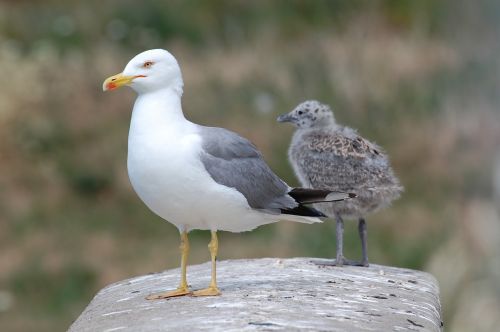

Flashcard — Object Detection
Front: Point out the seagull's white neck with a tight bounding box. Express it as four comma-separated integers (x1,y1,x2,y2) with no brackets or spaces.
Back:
130,87,192,135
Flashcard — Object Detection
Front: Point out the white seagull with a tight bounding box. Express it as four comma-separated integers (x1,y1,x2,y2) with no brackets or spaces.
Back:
102,49,354,299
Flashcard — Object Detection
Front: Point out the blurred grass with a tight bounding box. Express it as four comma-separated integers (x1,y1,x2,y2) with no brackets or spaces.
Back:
0,0,499,331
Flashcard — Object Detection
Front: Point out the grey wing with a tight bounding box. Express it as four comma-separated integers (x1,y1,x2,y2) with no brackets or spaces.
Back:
199,126,297,210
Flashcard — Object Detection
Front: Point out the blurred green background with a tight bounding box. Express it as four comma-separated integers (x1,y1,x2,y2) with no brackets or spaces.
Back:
1,0,499,331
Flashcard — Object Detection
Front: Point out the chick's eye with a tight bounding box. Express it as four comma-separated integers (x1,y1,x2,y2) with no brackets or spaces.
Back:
298,110,303,115
143,61,154,68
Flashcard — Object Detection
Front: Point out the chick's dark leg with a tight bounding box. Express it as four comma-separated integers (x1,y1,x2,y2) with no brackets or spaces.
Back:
312,214,347,266
358,218,369,267
313,215,367,267
334,216,369,267
335,214,346,265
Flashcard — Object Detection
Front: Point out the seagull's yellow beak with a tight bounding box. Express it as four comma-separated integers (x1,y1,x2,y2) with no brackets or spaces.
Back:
102,73,145,91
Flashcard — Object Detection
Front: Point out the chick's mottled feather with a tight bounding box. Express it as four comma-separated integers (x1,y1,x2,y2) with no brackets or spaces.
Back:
282,101,403,219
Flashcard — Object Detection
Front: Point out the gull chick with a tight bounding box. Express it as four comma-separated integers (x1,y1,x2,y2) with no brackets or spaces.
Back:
278,100,403,266
102,50,354,298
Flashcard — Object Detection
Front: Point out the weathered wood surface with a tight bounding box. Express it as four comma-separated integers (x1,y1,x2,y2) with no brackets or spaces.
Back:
69,258,442,332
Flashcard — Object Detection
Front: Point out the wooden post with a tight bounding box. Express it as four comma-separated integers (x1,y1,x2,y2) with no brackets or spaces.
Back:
69,258,442,331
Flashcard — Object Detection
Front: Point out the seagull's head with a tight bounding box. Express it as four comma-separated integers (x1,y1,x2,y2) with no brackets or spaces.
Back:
277,100,335,129
103,49,183,95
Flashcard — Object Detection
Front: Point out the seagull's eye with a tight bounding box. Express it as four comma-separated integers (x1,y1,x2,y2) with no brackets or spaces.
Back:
143,61,154,68
298,110,303,115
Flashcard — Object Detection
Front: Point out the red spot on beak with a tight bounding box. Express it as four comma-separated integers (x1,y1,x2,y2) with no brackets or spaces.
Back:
106,82,117,90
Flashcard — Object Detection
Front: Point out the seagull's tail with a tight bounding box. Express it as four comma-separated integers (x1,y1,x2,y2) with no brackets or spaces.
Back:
280,204,326,218
278,188,356,223
277,214,323,224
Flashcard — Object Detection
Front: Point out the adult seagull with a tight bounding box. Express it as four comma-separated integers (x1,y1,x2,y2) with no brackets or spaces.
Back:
102,49,355,299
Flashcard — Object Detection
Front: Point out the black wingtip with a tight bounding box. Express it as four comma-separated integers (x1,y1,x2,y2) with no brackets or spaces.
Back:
280,205,327,217
349,193,357,198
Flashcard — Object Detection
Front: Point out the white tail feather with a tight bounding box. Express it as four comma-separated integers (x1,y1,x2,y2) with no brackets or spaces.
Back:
278,214,323,224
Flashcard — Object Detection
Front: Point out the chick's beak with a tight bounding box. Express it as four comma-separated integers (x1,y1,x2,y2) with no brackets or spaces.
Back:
277,113,296,123
102,73,142,91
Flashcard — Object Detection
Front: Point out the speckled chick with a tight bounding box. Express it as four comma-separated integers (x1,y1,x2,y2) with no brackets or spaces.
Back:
277,100,403,266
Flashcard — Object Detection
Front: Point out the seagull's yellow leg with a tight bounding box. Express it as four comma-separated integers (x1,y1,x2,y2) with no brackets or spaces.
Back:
192,231,221,296
146,231,192,299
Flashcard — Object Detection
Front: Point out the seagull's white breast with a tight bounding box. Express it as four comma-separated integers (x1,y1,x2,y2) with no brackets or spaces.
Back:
126,99,276,232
